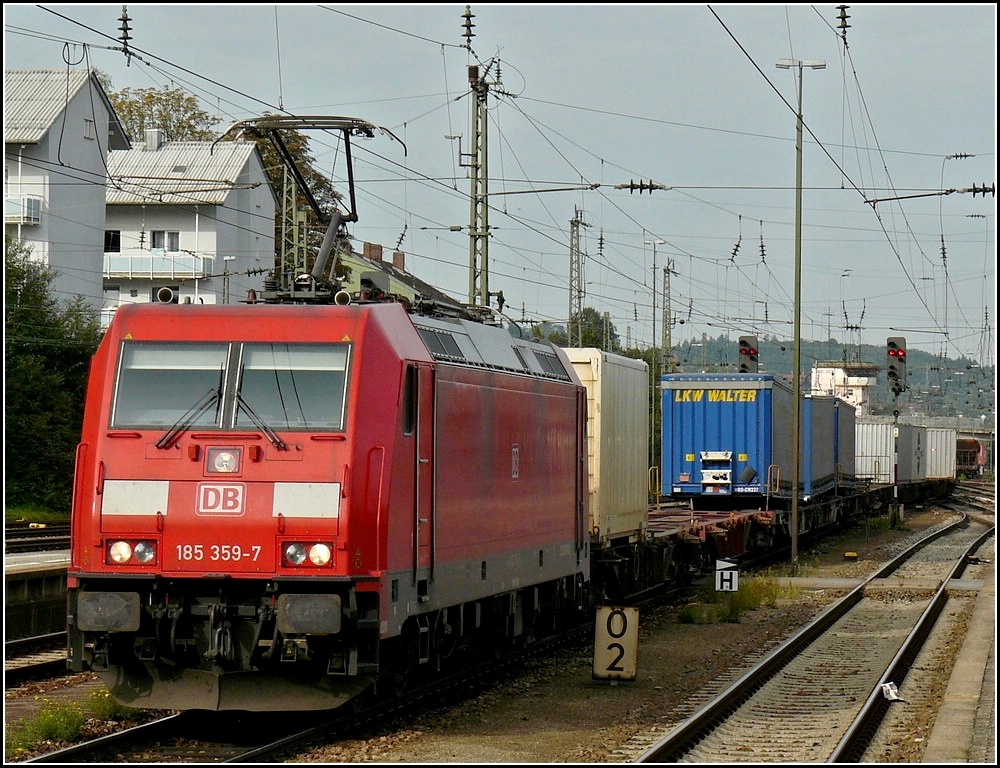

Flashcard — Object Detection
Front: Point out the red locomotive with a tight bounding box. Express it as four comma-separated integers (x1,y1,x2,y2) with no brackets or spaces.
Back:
67,301,590,711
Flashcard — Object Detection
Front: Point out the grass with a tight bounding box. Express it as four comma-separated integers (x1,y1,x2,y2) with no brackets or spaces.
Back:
676,574,795,624
4,688,141,759
5,505,69,525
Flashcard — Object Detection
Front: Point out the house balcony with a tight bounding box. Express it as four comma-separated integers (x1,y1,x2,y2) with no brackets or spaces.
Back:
5,196,43,225
104,249,215,279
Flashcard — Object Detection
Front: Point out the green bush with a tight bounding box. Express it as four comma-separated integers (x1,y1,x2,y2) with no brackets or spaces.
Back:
5,236,103,515
678,574,784,625
5,699,86,755
677,603,716,624
4,688,142,757
85,687,140,720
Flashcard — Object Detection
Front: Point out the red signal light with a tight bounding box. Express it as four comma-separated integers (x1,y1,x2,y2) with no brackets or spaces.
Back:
738,335,758,372
886,337,907,394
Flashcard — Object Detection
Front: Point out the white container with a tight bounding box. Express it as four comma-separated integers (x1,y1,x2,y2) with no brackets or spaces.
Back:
856,421,894,483
925,427,957,480
856,420,927,483
565,348,649,544
898,425,927,483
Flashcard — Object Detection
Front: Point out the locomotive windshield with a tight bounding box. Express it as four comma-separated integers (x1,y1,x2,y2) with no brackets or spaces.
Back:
111,341,350,432
236,343,349,430
112,342,227,428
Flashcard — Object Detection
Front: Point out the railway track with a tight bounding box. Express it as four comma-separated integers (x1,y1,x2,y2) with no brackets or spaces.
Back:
20,619,595,763
4,633,68,686
4,523,71,554
8,482,991,762
630,508,994,763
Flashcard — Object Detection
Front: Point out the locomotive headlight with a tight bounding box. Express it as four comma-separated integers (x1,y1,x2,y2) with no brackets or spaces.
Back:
283,542,334,567
108,540,132,564
308,543,332,566
284,543,307,565
133,541,156,563
107,539,157,565
206,447,241,474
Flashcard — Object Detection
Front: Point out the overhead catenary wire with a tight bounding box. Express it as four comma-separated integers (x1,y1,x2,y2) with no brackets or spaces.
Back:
7,5,993,362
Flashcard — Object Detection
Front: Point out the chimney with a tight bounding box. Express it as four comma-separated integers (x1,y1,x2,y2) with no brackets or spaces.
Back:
145,128,165,151
368,243,383,262
393,251,405,270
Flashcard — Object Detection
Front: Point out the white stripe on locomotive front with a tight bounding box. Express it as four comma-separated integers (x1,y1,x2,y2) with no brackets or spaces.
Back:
100,479,341,517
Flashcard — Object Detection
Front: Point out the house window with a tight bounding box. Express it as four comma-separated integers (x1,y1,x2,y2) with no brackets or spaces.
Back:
105,230,121,252
84,118,95,140
151,230,180,252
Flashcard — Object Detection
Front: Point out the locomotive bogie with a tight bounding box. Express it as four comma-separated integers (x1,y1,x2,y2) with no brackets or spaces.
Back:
69,578,381,711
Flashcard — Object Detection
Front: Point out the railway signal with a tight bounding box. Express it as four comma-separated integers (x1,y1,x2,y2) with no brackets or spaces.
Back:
887,336,907,394
738,335,758,373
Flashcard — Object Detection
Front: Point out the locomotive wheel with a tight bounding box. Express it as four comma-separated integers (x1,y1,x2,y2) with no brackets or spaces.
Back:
374,658,411,700
390,668,410,698
382,621,420,698
434,610,460,661
347,685,370,713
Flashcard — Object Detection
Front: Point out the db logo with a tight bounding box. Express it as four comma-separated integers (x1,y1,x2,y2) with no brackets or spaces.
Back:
197,483,245,515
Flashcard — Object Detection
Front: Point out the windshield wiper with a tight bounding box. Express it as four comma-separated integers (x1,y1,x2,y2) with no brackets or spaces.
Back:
236,392,288,451
155,388,221,450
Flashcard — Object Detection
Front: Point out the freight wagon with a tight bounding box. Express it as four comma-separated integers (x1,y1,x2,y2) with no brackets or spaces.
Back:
659,374,845,507
566,349,692,600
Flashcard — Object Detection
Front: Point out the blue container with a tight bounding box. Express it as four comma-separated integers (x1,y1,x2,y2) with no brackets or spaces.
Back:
801,395,837,499
833,397,856,482
660,374,842,504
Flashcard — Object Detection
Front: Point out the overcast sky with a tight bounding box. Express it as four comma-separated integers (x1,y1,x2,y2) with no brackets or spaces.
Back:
4,4,996,367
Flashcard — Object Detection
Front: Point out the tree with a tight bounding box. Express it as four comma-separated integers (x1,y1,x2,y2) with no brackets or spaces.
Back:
5,237,104,514
533,307,621,352
107,85,220,142
251,113,340,215
574,307,621,351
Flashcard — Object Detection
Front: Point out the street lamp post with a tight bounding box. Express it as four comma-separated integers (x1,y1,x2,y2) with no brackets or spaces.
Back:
776,57,825,574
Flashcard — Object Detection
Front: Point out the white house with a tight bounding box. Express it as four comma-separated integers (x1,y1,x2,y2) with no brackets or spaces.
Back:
4,68,130,312
811,361,879,417
103,129,276,325
5,68,435,325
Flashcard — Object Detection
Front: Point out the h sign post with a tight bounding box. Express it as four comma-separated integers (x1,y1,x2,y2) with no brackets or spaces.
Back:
715,559,739,592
